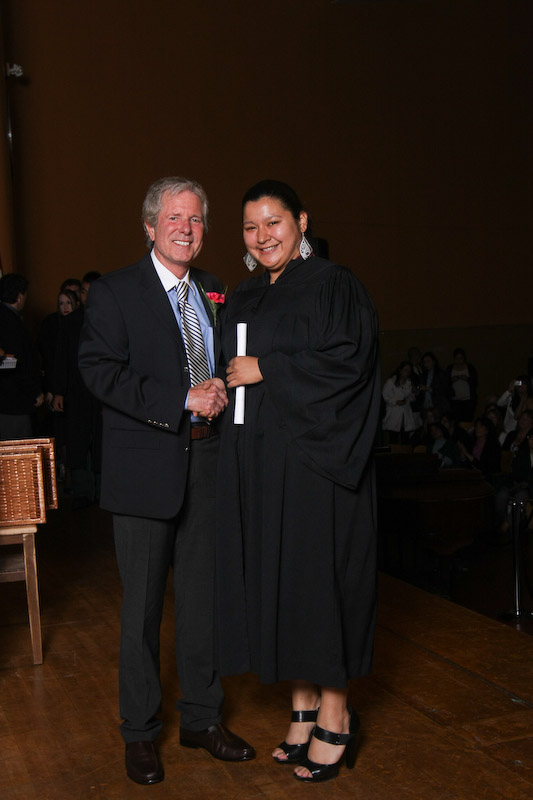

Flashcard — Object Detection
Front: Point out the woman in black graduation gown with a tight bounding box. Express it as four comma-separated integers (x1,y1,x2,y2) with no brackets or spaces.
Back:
216,180,380,783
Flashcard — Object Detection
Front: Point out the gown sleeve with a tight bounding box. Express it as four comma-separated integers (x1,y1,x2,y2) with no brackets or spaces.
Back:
258,266,380,490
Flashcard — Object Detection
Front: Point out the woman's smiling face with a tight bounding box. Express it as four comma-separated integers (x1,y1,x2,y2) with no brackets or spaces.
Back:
243,197,307,283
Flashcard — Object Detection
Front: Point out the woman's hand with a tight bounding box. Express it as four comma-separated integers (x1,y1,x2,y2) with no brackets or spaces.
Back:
52,394,64,412
226,356,263,388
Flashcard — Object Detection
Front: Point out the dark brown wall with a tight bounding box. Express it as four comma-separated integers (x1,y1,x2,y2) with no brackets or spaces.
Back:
2,0,531,357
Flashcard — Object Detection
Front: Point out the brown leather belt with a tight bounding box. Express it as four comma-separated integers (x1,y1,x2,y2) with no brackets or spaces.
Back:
190,423,218,440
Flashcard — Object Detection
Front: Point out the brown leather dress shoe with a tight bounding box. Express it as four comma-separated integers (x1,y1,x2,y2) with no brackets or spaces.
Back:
180,723,256,761
125,741,164,784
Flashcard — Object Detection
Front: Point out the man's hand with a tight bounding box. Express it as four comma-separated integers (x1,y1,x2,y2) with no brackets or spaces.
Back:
226,356,263,388
186,377,228,420
34,393,45,408
52,394,64,412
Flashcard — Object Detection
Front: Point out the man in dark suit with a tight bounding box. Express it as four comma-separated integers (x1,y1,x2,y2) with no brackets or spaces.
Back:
78,177,254,785
0,273,44,438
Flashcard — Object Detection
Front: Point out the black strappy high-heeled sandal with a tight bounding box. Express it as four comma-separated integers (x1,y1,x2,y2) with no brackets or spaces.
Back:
272,708,319,764
293,707,360,782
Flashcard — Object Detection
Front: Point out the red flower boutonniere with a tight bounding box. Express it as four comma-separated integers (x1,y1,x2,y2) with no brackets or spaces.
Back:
200,286,227,324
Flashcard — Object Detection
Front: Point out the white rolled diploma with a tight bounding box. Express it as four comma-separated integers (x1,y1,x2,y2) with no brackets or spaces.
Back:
233,322,247,424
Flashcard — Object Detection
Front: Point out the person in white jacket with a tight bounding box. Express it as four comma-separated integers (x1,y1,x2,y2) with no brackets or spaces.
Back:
497,375,533,436
382,361,420,443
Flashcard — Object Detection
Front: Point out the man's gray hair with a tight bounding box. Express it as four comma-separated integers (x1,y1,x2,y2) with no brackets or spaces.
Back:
142,177,209,246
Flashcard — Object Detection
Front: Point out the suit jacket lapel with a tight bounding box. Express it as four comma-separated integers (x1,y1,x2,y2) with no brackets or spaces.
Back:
190,267,223,369
139,255,184,340
139,260,222,371
190,269,214,326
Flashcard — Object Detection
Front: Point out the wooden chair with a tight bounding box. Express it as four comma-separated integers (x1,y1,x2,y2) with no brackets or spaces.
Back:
0,438,58,510
0,438,58,665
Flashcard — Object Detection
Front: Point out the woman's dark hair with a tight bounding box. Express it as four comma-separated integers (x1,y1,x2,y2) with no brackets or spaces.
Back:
58,288,79,312
453,347,467,360
0,273,28,303
82,271,102,284
392,361,411,385
475,416,497,439
429,422,448,439
60,277,81,292
422,351,440,369
484,403,504,432
242,180,305,222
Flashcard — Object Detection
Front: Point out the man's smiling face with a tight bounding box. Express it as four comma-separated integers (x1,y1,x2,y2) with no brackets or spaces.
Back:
145,189,205,278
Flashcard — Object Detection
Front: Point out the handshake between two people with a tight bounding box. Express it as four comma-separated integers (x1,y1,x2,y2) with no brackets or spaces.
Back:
186,378,228,421
185,357,264,422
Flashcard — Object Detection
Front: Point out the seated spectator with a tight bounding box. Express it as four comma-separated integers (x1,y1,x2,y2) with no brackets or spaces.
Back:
410,406,441,448
497,375,533,435
427,421,459,467
457,416,501,480
483,403,505,445
382,361,421,444
501,409,533,455
494,428,533,536
444,348,478,422
441,411,471,450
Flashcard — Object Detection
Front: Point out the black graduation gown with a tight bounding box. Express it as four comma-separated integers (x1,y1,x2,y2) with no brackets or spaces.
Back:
215,255,381,687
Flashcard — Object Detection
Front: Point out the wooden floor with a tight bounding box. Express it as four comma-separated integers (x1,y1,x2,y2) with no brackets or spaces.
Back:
1,503,533,799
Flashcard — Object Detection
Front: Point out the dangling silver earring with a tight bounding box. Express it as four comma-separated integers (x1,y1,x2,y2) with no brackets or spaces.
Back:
243,252,257,271
299,234,312,260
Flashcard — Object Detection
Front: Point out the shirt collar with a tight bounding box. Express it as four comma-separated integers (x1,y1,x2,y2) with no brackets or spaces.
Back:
150,250,197,296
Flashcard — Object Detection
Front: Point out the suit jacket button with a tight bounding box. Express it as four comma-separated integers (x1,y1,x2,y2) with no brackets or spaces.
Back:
184,446,190,452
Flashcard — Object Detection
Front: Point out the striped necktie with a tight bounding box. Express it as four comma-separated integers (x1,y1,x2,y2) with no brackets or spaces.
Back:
175,281,210,386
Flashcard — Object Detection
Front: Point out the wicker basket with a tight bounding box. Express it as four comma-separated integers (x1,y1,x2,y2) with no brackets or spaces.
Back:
0,438,58,510
0,450,47,526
